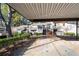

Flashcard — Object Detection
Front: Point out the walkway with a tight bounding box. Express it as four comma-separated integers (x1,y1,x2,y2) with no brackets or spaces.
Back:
13,37,79,56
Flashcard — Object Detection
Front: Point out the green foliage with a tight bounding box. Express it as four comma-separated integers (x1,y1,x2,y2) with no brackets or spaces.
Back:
35,33,42,36
34,33,42,38
1,4,9,22
1,4,31,27
12,12,22,26
64,32,75,36
1,4,23,26
13,32,22,36
0,33,31,48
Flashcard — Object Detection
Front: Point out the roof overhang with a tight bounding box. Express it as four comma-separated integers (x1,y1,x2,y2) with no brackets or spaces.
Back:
8,3,79,21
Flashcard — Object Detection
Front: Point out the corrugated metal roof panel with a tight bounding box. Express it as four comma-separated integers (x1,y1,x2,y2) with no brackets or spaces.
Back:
8,3,79,20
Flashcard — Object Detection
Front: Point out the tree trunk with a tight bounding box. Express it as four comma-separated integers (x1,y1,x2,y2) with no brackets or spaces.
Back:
6,24,13,37
0,4,13,37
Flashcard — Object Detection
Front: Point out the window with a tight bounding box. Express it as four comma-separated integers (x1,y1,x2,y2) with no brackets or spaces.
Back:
56,21,76,37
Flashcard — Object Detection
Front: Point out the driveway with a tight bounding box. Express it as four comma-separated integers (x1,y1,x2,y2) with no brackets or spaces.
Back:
13,37,79,56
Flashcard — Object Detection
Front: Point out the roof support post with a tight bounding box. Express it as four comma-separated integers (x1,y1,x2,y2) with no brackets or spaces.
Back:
76,19,78,40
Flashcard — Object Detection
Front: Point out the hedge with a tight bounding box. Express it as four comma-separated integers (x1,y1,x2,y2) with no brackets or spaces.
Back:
0,33,30,48
35,33,42,36
64,32,75,36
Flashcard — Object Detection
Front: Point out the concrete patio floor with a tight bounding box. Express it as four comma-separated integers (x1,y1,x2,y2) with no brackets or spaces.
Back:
13,37,79,56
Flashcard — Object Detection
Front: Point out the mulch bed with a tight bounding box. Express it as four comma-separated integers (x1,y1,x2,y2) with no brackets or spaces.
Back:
0,35,50,56
0,38,36,56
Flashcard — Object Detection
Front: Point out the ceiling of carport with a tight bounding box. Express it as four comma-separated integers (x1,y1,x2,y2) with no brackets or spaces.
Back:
8,3,79,21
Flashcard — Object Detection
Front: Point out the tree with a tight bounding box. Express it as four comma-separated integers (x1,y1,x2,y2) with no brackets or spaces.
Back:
0,3,13,37
0,3,32,37
12,12,22,26
12,13,32,26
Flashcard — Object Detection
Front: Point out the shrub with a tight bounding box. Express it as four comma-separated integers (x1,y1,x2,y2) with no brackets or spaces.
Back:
0,33,31,48
34,33,42,38
13,32,22,36
64,32,75,36
35,33,42,36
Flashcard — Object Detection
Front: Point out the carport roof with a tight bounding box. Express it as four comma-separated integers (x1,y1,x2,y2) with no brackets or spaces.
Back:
8,3,79,21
